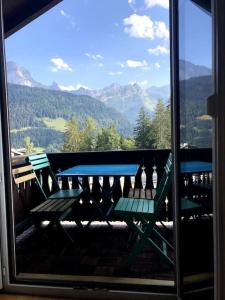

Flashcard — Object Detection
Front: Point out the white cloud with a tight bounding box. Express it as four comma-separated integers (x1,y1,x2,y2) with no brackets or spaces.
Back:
154,62,161,69
154,21,169,39
50,58,73,72
145,0,169,9
126,59,148,68
109,71,122,76
124,14,154,39
123,14,169,40
85,53,104,60
59,83,89,91
148,45,169,55
60,9,76,28
128,0,135,4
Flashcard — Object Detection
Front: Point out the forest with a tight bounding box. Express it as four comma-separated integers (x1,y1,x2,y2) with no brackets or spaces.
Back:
8,74,213,153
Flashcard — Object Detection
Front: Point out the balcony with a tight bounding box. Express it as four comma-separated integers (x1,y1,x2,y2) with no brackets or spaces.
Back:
11,148,213,287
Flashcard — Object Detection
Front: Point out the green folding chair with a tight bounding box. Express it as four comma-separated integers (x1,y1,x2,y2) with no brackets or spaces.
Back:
27,153,83,201
12,163,81,242
114,153,203,267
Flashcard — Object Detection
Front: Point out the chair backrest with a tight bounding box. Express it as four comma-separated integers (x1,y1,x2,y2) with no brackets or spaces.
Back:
153,153,172,221
12,164,39,222
12,164,36,185
13,163,49,201
27,153,60,195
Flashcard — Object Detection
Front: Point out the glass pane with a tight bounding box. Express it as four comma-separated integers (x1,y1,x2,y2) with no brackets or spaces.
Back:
178,0,213,291
5,0,175,291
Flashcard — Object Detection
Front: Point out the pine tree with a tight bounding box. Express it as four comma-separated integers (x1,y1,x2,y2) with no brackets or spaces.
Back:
80,117,98,151
152,100,171,149
95,123,121,151
63,118,81,152
134,107,154,149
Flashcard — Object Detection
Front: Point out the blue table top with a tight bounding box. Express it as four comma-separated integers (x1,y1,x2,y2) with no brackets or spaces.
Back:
57,164,140,177
180,161,212,173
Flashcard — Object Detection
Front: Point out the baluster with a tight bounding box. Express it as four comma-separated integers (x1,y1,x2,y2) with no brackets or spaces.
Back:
89,176,93,192
56,168,62,189
123,176,131,197
209,172,212,184
80,176,91,219
152,165,158,189
207,172,210,184
141,165,146,190
120,176,125,195
61,177,70,190
83,176,90,193
68,177,72,189
135,167,142,189
72,176,80,189
102,176,110,204
131,175,135,189
92,176,101,205
112,176,122,203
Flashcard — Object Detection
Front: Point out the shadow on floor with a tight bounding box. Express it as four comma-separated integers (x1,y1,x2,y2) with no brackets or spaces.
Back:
16,222,174,280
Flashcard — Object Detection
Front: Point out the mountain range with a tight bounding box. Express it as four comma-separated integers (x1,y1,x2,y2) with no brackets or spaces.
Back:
7,61,61,91
6,60,211,124
7,60,213,150
8,83,131,149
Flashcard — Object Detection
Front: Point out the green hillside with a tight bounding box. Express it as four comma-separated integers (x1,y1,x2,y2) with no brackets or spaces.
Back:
8,84,131,149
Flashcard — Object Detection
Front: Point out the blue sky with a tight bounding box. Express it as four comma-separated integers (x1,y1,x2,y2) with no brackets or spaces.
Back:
179,0,212,69
5,0,211,90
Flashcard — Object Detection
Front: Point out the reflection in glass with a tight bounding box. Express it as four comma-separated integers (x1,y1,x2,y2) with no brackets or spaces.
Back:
178,0,213,290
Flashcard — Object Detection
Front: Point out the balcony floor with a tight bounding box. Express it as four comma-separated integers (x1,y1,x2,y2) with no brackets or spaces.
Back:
15,217,213,284
15,222,174,281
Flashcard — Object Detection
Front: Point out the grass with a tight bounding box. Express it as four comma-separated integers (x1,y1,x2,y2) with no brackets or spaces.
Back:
42,117,67,132
10,127,33,133
33,147,45,153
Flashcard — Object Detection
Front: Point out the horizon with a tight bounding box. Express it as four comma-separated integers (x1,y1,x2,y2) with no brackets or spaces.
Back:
6,59,172,90
6,56,212,92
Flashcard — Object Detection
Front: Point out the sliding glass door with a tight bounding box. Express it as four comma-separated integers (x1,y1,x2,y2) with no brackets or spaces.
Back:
171,0,214,296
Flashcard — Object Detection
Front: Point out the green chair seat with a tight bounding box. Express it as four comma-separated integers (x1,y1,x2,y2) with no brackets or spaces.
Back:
114,198,154,219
